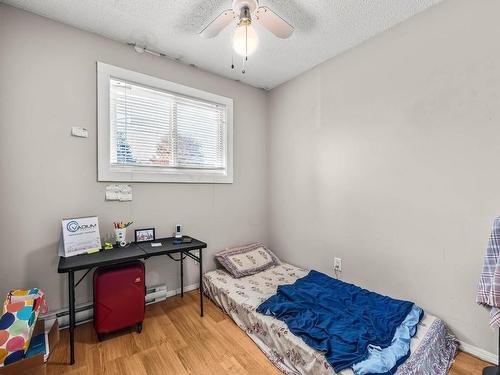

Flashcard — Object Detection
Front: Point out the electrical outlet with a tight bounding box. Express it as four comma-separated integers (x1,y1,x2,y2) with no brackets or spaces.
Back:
334,258,342,272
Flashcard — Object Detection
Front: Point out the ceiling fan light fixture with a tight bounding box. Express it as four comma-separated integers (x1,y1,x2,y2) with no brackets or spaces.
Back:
232,23,259,57
200,0,293,71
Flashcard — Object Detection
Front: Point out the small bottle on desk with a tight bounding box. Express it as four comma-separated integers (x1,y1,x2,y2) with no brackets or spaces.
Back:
173,224,183,244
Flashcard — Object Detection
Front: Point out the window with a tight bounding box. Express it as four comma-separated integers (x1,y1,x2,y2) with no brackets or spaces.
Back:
97,62,233,183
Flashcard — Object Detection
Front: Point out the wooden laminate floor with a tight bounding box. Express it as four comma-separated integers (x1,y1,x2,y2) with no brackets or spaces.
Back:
46,290,491,375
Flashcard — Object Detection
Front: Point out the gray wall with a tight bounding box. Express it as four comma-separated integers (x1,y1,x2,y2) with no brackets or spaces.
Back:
0,5,268,310
267,0,500,354
2,0,499,356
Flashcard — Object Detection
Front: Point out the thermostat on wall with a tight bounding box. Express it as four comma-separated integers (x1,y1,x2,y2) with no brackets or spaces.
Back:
71,127,88,138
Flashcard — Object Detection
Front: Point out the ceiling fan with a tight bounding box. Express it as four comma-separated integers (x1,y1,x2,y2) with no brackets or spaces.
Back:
200,0,294,72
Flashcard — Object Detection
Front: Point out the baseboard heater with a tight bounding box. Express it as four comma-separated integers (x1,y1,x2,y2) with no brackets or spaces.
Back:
42,284,169,329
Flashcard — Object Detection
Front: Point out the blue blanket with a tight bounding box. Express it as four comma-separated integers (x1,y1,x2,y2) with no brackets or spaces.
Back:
256,271,415,373
352,304,423,375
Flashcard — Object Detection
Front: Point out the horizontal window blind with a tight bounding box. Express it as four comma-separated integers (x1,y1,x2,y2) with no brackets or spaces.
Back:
110,78,226,170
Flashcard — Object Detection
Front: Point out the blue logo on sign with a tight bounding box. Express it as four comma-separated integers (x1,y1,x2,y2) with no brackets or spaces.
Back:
66,221,79,233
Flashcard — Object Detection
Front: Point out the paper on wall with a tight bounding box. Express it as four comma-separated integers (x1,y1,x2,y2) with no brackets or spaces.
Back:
105,184,132,201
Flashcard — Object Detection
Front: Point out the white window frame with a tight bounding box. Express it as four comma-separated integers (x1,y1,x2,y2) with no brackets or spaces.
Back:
97,62,233,183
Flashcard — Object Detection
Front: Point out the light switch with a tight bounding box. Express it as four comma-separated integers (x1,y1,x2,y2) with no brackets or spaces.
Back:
71,127,88,138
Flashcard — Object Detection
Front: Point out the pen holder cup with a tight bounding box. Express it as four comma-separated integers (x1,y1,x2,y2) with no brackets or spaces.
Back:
114,228,126,244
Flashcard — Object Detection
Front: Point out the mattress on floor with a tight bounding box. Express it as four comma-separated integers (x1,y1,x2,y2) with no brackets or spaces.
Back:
203,264,458,375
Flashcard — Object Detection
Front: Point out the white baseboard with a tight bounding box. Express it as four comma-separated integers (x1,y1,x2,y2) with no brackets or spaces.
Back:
459,340,497,364
165,283,199,298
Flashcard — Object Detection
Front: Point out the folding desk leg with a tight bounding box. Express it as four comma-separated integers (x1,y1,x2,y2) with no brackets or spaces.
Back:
180,251,184,298
199,249,203,317
68,270,76,365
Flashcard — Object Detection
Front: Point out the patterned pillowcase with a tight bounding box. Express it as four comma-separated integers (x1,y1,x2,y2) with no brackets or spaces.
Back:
215,243,281,278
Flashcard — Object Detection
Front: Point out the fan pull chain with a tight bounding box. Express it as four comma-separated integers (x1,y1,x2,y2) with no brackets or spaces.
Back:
242,24,247,74
231,52,234,70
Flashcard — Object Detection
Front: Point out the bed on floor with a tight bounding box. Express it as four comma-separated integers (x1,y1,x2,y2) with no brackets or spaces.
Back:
203,258,458,375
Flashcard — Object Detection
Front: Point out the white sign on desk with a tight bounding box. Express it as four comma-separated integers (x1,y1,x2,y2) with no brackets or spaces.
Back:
60,216,102,257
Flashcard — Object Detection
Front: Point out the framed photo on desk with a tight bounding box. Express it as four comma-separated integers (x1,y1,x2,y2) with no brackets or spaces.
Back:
135,228,155,243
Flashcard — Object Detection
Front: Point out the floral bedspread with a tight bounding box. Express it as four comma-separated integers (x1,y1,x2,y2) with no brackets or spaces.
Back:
203,264,458,375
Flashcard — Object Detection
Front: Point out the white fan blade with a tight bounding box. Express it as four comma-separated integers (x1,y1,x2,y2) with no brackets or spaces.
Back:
254,6,294,39
200,9,235,38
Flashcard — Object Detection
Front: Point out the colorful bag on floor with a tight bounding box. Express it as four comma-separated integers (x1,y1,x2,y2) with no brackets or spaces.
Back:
0,288,47,367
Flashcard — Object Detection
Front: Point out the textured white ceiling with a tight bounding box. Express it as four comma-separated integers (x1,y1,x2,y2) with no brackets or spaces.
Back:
3,0,442,89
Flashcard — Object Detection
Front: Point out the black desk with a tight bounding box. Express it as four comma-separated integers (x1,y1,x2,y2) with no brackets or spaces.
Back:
58,243,146,272
57,237,207,365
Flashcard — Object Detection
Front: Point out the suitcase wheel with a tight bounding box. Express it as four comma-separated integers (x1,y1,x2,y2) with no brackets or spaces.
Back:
136,322,143,334
97,333,105,342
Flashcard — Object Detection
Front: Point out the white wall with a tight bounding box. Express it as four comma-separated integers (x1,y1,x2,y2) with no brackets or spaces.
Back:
267,0,500,354
0,5,268,310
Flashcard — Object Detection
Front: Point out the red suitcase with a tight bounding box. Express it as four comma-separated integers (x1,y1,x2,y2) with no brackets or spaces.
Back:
93,261,145,340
